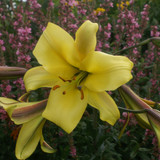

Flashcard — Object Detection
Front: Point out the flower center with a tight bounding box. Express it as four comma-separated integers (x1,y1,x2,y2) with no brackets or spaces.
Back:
52,71,88,100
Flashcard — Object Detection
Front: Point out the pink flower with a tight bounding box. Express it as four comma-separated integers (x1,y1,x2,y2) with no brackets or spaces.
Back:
0,39,4,45
6,85,12,92
49,0,54,8
70,146,77,157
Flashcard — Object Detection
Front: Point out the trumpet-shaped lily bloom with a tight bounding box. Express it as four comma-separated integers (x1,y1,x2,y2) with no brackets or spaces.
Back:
24,20,133,133
0,97,55,160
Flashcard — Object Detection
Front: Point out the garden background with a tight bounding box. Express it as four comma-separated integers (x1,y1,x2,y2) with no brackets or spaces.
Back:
0,0,159,159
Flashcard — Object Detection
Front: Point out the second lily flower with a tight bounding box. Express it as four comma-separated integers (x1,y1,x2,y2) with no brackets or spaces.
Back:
24,20,133,133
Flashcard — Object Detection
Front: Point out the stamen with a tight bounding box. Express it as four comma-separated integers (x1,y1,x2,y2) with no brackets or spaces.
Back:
53,85,60,90
59,76,72,83
80,89,84,100
59,76,66,82
77,86,84,100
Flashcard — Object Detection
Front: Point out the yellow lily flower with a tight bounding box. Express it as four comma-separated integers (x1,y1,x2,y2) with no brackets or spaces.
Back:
24,20,133,133
0,97,55,159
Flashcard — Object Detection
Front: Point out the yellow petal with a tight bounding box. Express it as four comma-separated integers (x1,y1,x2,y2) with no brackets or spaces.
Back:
16,116,45,159
0,97,17,117
83,52,133,91
141,98,158,107
40,135,56,153
42,86,88,133
18,92,30,102
88,90,120,125
75,20,98,60
24,66,58,92
34,22,79,72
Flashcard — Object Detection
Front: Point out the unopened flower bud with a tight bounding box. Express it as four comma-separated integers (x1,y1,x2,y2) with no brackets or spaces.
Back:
0,66,27,80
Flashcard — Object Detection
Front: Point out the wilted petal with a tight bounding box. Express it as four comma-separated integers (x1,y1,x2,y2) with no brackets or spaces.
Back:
24,66,59,92
75,20,98,60
16,116,45,159
42,86,88,133
88,90,120,125
83,52,133,92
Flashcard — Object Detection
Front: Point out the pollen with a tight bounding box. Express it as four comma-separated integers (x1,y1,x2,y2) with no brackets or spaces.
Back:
53,85,60,90
62,91,66,95
77,86,84,100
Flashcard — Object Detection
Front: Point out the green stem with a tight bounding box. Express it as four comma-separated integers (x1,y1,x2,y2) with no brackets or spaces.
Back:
118,107,147,114
113,37,160,55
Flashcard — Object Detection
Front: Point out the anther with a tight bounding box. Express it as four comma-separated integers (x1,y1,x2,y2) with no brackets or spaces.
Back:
53,85,60,90
77,86,84,100
62,91,66,95
80,89,84,100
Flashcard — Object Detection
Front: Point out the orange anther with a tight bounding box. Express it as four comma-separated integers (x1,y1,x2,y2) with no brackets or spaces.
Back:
80,89,84,100
62,91,66,95
53,85,60,90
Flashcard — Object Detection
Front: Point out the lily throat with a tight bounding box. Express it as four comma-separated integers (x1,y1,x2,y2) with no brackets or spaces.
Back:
52,71,89,100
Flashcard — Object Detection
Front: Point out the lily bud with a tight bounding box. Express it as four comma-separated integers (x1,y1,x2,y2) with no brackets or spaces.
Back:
0,66,27,80
118,84,160,147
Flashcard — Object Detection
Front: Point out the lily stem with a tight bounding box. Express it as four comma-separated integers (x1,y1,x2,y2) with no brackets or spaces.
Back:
113,37,159,55
118,107,147,114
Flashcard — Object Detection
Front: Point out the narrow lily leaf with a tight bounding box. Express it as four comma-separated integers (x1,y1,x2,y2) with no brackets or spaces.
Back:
147,109,160,147
18,92,30,102
40,134,56,153
16,116,45,159
118,113,130,139
12,99,47,124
